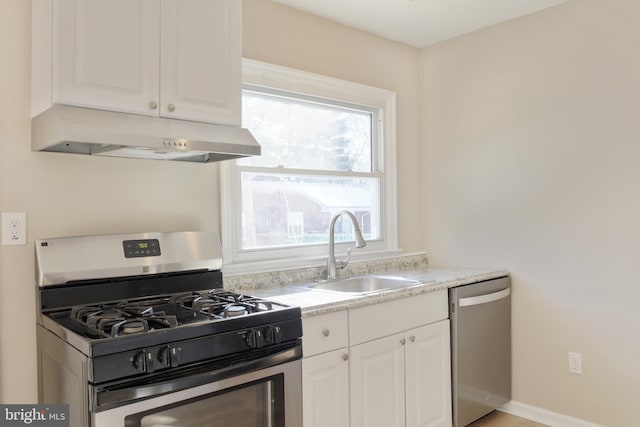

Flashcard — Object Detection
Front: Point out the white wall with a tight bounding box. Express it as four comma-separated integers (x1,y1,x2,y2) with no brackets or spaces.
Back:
421,1,640,425
0,0,421,403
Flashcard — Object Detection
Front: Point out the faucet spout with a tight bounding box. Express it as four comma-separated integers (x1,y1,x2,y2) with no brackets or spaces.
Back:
327,210,367,280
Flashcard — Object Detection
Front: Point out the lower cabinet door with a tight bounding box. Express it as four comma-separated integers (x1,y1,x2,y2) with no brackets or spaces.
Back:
302,349,350,427
405,320,452,427
350,333,405,427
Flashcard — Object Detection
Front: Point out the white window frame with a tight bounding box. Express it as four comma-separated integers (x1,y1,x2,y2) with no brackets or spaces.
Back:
220,58,398,274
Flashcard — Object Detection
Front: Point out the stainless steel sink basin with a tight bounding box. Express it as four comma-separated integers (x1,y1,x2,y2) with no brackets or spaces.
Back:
307,275,422,294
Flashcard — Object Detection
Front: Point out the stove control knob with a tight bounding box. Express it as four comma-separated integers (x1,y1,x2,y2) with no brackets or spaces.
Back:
170,346,182,367
157,347,171,369
245,329,265,349
145,351,156,373
132,350,155,373
159,346,182,368
264,325,282,344
133,351,147,372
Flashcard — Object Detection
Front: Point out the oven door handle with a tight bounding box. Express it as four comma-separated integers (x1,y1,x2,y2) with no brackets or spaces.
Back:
93,344,302,411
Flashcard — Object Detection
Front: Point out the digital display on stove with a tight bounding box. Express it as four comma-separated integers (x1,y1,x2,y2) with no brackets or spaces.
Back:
123,239,161,258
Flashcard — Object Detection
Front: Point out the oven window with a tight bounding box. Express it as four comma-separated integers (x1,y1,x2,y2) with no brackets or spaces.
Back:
125,375,284,427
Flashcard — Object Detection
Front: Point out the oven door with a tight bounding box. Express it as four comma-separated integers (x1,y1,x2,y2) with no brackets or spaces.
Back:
92,345,302,427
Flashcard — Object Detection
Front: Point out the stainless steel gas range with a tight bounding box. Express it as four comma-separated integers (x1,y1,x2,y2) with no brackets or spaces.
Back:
35,231,302,427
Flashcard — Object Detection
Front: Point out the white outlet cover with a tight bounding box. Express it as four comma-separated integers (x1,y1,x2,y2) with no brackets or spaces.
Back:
2,212,27,245
568,352,582,375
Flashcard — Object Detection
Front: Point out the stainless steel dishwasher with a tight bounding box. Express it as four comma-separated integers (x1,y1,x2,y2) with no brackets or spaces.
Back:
449,276,511,426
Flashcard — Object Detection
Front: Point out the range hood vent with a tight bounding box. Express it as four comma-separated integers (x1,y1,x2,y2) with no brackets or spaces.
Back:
31,105,261,163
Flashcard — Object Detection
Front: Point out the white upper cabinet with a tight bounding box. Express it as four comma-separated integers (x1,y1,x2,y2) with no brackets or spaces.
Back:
33,0,241,126
160,0,241,125
51,0,160,116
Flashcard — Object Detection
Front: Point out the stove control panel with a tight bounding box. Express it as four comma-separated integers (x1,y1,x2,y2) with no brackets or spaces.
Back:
123,239,161,258
92,318,302,384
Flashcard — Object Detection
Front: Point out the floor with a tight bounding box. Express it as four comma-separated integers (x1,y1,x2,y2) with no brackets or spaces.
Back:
467,411,548,427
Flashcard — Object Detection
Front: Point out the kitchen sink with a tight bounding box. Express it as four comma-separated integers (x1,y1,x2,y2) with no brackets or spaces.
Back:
307,275,423,295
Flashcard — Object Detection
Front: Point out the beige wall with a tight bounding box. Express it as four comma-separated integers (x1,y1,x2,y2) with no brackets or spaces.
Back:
421,1,640,425
0,0,422,402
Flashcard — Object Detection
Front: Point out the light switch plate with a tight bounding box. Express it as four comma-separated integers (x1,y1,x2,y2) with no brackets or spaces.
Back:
2,212,27,245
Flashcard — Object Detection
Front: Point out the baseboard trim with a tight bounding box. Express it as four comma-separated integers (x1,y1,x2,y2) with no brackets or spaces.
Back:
499,401,604,427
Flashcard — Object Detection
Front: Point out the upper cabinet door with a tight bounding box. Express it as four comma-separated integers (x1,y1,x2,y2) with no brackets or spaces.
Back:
160,0,241,126
53,0,160,116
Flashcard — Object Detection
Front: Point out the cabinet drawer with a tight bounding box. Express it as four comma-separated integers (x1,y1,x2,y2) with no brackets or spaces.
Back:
349,290,448,346
303,310,349,357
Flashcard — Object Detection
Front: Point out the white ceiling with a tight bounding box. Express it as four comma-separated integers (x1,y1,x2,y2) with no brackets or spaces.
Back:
272,0,570,48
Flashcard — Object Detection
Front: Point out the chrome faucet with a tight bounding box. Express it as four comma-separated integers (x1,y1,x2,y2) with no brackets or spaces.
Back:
327,210,367,280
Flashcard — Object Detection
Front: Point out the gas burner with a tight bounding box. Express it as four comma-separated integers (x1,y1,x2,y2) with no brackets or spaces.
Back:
112,319,148,337
196,300,235,318
70,304,180,338
223,304,248,318
191,297,217,312
245,299,274,313
167,290,277,320
206,291,274,313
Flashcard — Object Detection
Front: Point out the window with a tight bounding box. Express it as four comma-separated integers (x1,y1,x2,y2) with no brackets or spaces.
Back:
220,60,398,272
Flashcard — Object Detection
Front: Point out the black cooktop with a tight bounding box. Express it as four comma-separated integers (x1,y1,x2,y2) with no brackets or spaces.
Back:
46,289,294,341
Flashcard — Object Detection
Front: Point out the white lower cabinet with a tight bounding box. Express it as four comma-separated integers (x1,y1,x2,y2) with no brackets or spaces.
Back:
350,332,406,427
350,321,451,427
302,311,350,427
302,349,350,427
405,320,452,427
302,290,452,427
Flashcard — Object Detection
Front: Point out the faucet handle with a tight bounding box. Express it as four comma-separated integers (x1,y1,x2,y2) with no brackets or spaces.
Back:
337,248,352,270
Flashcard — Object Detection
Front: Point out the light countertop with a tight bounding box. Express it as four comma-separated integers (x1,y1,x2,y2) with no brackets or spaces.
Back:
237,264,509,317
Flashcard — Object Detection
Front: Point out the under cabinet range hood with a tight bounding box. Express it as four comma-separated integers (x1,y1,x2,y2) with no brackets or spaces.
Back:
31,105,261,163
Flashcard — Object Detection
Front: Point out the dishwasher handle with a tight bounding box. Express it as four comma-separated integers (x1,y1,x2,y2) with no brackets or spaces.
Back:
458,287,510,307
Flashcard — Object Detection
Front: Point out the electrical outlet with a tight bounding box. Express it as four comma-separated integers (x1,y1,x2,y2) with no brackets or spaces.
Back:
2,212,27,245
569,352,582,374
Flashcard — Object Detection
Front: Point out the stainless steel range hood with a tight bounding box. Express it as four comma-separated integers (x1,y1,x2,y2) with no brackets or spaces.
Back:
31,105,261,162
